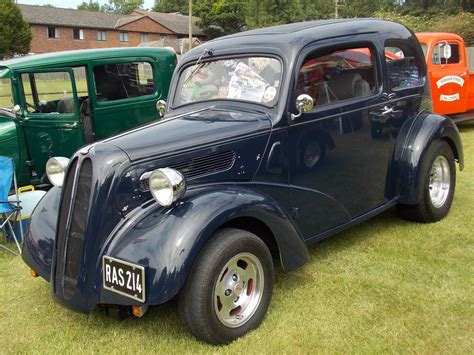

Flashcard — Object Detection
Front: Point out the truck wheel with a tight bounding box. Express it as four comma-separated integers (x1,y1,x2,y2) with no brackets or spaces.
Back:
178,228,274,345
397,140,455,223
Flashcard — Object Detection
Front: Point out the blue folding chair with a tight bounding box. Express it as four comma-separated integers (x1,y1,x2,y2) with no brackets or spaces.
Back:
0,156,23,255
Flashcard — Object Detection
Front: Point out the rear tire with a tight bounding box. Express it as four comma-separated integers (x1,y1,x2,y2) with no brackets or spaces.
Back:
178,228,274,345
397,140,456,223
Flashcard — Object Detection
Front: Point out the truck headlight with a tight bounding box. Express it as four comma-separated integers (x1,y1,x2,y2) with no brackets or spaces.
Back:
149,168,186,207
46,157,70,187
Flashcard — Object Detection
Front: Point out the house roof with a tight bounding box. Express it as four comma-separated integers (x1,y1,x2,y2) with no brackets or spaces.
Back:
19,4,127,30
18,4,204,36
133,10,204,36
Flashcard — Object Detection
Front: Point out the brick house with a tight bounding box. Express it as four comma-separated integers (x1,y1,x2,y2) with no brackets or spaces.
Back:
18,4,205,54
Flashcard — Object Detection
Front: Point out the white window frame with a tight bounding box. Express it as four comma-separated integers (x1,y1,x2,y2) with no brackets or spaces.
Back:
119,32,129,42
97,31,107,41
140,33,149,43
74,28,84,40
47,27,58,39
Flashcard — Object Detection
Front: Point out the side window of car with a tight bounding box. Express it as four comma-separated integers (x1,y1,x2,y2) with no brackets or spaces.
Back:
93,61,155,102
385,41,424,91
21,71,76,114
432,43,460,65
0,78,13,108
296,46,377,107
73,66,88,98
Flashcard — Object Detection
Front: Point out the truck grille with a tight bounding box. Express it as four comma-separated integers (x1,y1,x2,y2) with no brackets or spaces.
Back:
54,158,93,299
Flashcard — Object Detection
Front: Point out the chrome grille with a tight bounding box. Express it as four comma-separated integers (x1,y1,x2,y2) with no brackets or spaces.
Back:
63,159,92,299
139,150,236,191
54,158,93,299
54,158,77,292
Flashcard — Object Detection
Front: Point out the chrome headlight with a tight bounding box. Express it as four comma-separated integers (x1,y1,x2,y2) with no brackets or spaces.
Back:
149,168,186,207
46,157,70,187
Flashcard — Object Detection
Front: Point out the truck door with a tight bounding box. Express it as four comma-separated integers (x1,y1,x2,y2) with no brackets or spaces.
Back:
19,68,84,181
429,40,468,115
89,58,162,140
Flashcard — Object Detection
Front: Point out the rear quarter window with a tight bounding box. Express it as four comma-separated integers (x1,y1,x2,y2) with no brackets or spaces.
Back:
385,41,424,91
93,61,155,102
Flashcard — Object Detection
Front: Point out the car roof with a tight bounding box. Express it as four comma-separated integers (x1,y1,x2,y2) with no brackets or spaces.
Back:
0,47,175,71
183,19,413,62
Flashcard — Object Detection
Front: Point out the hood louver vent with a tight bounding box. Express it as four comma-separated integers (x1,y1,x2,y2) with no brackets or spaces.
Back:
140,150,236,191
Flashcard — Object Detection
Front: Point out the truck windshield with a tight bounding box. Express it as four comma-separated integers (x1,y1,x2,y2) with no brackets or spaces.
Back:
174,56,282,108
0,78,13,109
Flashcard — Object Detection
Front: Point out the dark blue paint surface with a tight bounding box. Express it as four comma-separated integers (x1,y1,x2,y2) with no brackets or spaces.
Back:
22,19,463,314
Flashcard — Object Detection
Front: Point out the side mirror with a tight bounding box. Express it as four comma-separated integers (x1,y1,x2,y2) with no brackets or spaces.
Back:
12,104,21,116
291,94,313,121
442,43,452,60
156,100,167,118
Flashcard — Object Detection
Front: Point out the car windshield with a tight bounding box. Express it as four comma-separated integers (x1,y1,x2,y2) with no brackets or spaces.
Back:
174,56,282,108
0,78,13,109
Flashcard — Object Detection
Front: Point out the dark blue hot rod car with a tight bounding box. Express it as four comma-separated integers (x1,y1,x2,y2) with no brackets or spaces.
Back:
22,19,463,344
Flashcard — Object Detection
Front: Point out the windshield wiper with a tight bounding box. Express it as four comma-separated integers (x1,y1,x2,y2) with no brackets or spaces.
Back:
183,49,214,85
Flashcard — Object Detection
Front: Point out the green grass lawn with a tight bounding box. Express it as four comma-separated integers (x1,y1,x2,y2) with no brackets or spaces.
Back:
1,122,473,353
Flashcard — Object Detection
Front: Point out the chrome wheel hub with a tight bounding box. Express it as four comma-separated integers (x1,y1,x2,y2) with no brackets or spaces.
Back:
429,155,450,208
213,252,264,328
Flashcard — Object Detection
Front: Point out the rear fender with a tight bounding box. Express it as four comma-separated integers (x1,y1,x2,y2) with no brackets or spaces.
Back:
101,185,309,305
396,111,463,205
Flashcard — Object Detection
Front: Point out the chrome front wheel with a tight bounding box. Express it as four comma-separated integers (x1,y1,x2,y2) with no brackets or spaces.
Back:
214,252,264,328
178,229,274,344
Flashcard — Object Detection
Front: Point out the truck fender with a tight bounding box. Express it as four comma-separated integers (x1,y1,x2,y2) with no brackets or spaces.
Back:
21,186,61,281
102,185,309,305
396,111,464,205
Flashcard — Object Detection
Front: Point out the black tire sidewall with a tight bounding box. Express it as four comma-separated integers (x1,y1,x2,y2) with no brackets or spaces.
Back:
421,140,456,221
180,229,274,344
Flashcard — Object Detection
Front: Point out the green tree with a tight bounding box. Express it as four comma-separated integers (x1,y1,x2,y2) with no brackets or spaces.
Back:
0,0,32,59
342,0,386,17
195,0,246,38
153,0,189,14
430,11,474,44
77,1,103,11
245,0,302,28
102,0,144,14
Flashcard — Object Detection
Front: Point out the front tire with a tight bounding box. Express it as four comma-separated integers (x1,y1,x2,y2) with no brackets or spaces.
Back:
397,140,456,223
178,228,274,345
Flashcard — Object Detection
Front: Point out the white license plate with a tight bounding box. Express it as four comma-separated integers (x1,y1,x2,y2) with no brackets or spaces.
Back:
103,256,145,302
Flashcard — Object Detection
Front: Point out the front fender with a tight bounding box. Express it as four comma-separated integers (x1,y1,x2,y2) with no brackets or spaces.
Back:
21,186,61,281
397,112,464,205
101,185,308,306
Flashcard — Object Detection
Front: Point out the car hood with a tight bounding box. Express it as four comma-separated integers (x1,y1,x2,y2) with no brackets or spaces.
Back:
107,106,273,162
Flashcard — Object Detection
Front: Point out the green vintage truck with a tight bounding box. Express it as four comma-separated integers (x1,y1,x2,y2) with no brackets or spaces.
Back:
0,47,176,186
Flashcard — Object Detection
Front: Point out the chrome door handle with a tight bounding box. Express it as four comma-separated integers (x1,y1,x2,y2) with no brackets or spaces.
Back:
381,106,394,115
64,122,78,128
